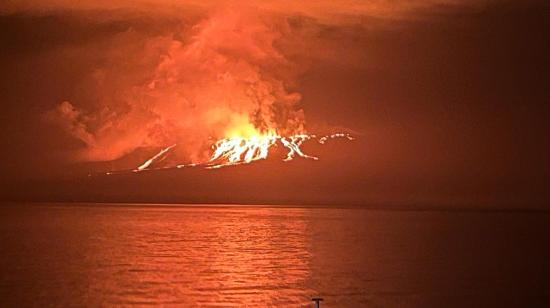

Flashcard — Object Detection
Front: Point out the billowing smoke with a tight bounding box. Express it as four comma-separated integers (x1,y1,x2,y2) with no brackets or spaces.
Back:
49,8,305,163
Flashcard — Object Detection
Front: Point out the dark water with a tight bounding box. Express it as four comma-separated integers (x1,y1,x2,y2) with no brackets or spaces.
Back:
0,203,549,307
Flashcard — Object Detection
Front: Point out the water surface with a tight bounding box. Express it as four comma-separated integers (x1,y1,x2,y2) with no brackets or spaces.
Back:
0,203,549,307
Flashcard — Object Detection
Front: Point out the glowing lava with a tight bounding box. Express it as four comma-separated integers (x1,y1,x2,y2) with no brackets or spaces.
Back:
132,133,354,172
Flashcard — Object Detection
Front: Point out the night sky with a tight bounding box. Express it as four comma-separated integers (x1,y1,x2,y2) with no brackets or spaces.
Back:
1,0,549,208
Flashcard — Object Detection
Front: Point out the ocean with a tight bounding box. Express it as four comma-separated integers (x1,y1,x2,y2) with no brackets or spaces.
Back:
0,203,548,307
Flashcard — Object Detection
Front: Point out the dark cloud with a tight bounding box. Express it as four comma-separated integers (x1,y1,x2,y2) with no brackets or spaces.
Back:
1,1,549,208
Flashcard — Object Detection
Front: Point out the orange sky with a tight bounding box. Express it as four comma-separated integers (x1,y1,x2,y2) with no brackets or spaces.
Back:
1,0,486,18
0,0,548,208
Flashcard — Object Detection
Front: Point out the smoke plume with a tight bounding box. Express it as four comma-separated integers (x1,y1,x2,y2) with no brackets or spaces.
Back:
50,8,305,163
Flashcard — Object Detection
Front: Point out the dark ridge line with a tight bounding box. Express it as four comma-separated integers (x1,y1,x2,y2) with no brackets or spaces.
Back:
2,200,549,213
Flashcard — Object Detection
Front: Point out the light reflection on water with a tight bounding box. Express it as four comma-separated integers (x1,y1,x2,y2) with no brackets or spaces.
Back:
0,204,549,307
2,205,316,306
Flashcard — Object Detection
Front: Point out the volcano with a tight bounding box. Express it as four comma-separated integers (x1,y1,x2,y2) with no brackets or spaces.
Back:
125,133,354,172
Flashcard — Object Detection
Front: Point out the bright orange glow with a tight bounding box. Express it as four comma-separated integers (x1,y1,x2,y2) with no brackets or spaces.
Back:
136,144,177,171
130,131,353,172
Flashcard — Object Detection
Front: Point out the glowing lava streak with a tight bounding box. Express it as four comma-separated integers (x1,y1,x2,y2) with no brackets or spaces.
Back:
208,134,279,168
136,144,177,171
132,133,354,172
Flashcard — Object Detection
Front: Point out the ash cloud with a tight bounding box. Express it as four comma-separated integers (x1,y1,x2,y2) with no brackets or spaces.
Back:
48,8,306,163
9,0,493,164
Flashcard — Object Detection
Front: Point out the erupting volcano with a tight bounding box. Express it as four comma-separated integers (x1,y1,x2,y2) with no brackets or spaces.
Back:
49,8,354,174
132,132,354,172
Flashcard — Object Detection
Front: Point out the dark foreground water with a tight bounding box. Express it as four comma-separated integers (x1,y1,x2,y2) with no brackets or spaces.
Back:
0,203,549,307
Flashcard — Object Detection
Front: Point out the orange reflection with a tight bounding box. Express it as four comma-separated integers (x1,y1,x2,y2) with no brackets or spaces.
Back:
82,206,315,306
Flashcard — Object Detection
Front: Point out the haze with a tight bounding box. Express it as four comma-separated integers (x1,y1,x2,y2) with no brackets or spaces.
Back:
1,0,548,208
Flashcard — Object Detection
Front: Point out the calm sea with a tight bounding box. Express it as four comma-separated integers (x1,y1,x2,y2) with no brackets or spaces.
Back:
0,203,548,307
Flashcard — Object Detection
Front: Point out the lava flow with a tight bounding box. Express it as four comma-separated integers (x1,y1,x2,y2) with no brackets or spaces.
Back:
131,133,354,172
